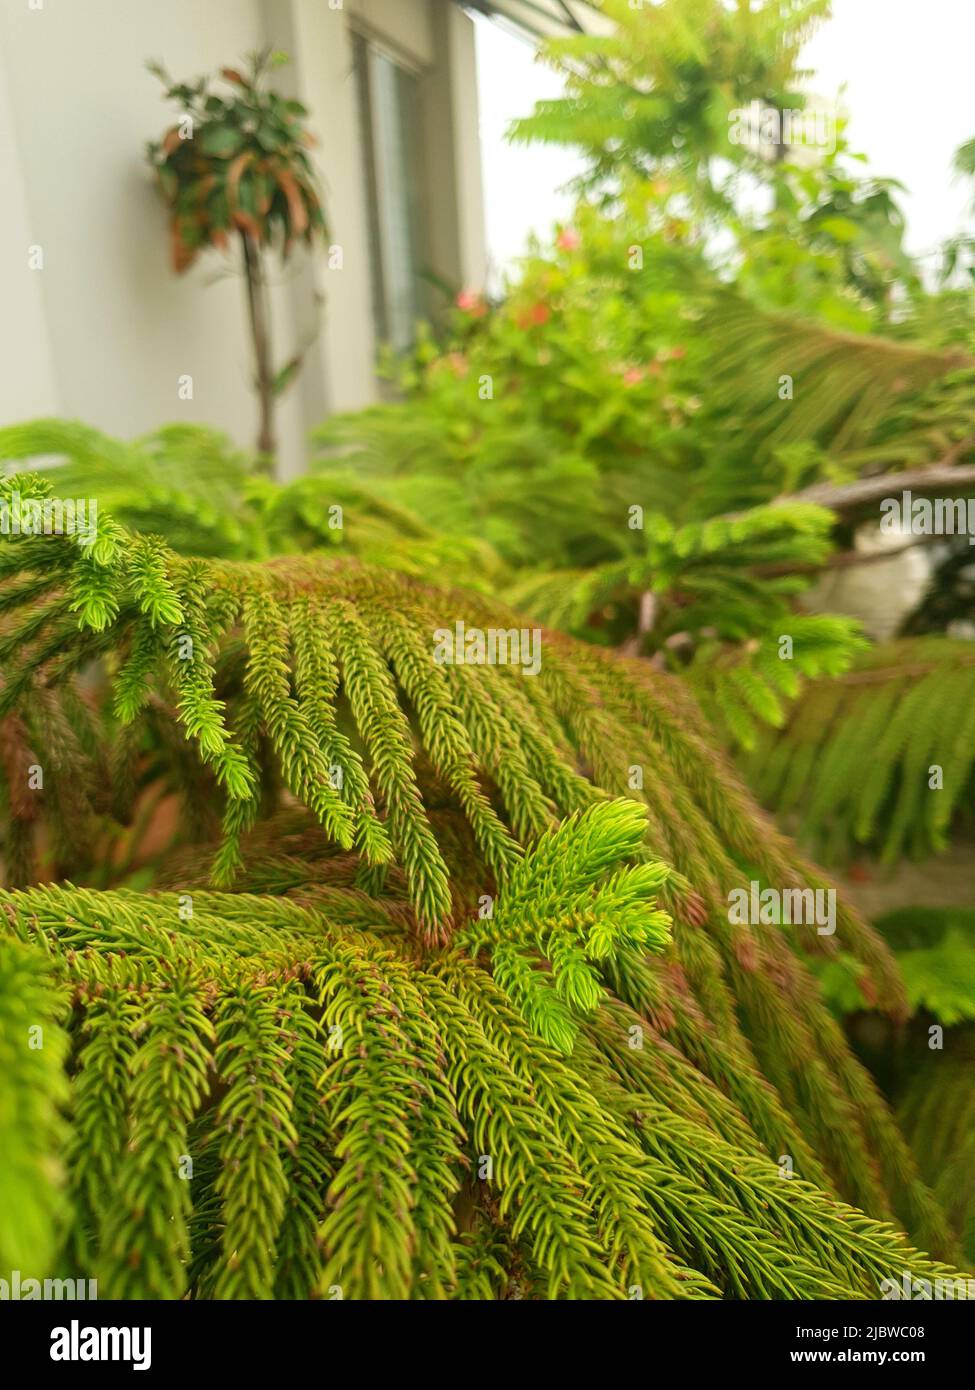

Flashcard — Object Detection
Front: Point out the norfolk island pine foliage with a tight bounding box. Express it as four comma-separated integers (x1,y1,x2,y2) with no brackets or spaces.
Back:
0,472,969,1300
3,0,975,1303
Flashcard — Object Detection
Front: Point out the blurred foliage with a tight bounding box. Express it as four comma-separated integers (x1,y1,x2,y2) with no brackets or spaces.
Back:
898,1030,975,1263
310,182,971,749
815,926,975,1266
748,639,975,865
0,419,503,592
510,0,830,205
817,908,975,1028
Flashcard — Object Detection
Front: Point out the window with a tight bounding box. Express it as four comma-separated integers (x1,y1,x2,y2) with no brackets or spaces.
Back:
352,32,429,355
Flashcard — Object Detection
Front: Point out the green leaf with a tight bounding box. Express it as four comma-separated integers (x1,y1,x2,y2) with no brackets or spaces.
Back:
198,124,244,158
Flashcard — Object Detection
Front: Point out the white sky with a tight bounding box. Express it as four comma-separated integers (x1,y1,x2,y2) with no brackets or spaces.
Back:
473,0,975,280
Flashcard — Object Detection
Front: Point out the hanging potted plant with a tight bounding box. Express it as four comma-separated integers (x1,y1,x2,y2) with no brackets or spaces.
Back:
147,50,328,461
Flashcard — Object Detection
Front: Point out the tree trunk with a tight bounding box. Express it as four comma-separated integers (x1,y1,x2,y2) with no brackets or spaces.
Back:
240,230,276,461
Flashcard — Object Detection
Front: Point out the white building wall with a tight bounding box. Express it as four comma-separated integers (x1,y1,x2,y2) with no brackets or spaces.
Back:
0,45,62,420
0,0,487,478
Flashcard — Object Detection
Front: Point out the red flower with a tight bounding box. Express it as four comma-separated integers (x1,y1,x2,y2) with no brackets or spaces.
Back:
556,227,581,252
517,302,551,329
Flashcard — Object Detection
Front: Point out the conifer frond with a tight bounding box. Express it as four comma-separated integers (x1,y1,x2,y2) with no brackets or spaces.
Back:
687,613,869,751
0,881,966,1299
0,418,255,557
0,940,69,1273
0,489,967,1290
707,292,969,457
509,501,838,632
748,637,975,864
898,1033,975,1264
96,973,214,1298
0,419,501,586
508,503,867,745
835,366,975,474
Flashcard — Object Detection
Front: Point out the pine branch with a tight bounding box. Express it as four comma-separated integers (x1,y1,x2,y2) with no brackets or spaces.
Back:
0,492,968,1290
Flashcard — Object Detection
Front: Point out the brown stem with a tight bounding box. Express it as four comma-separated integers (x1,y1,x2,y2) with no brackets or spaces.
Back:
240,230,276,460
835,652,975,685
637,588,657,634
713,442,975,534
757,531,950,578
619,589,657,656
769,442,975,515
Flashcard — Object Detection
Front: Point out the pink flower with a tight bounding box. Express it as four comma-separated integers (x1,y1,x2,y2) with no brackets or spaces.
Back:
446,352,469,377
622,366,644,387
556,228,581,252
456,289,487,318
